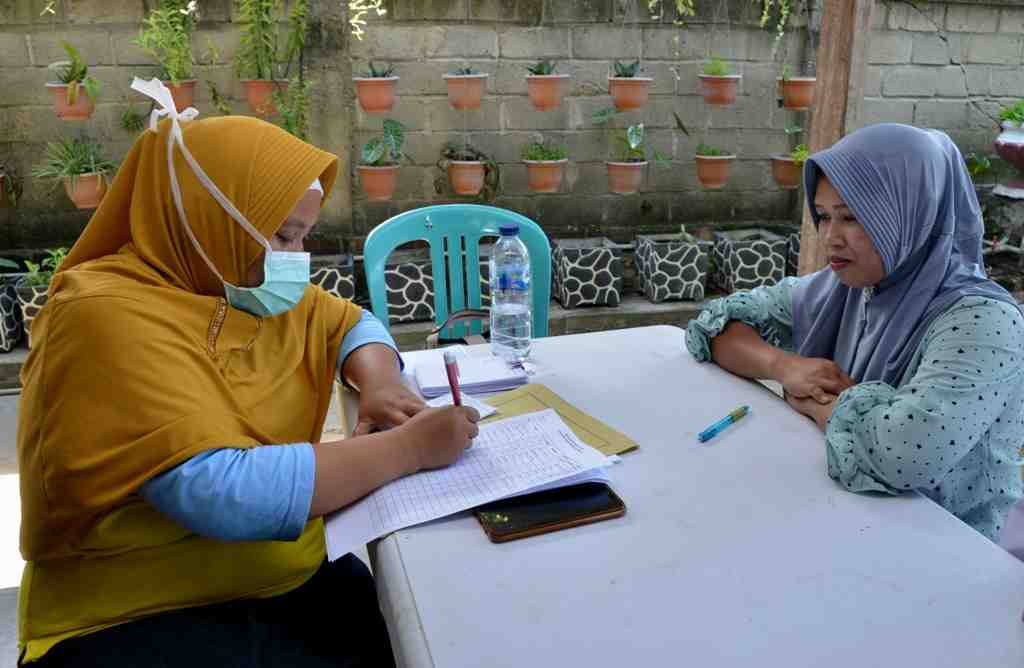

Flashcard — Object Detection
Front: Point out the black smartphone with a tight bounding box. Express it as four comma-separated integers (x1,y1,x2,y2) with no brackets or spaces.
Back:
474,482,626,543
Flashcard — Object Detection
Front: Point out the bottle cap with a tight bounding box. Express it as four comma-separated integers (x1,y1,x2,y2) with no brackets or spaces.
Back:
499,224,519,236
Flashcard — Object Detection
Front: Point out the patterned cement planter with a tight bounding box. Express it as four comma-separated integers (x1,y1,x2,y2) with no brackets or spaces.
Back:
15,281,48,349
0,274,24,352
635,235,712,303
552,238,623,308
787,232,800,277
382,249,495,324
311,256,356,301
711,229,788,293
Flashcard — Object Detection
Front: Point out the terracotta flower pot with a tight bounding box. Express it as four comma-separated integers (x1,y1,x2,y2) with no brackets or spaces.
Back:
63,172,107,209
241,79,286,116
524,159,567,193
358,165,399,201
994,121,1024,196
448,161,485,195
46,83,95,121
526,74,570,111
354,76,399,114
779,77,816,111
163,80,197,111
608,77,652,112
443,74,489,111
698,75,741,106
771,156,802,190
695,155,736,189
605,161,646,195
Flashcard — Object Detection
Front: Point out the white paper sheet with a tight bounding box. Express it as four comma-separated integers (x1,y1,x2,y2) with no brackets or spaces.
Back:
413,346,528,398
324,409,611,560
425,392,498,418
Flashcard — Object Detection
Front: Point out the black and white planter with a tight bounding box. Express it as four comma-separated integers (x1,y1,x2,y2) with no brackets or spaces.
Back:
635,235,712,303
0,273,25,352
551,238,623,308
786,232,801,277
711,229,788,293
383,250,436,325
15,280,49,349
311,255,357,301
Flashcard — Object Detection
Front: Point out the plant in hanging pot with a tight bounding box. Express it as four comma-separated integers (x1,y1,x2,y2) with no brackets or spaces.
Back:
436,142,499,199
15,248,68,348
45,41,101,121
443,66,489,111
771,143,808,190
695,142,736,189
136,0,199,111
521,139,568,193
608,59,652,112
526,60,569,111
234,0,291,116
778,64,815,111
594,108,669,195
358,119,406,201
354,61,398,114
698,57,741,106
994,99,1024,198
31,136,117,210
274,77,313,140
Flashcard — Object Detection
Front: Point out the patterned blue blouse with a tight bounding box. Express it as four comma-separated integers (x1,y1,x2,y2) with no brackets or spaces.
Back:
687,277,1024,542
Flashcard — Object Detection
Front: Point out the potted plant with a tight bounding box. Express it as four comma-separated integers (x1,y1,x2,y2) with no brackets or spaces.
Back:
526,60,569,111
521,139,568,193
45,41,101,121
234,0,291,115
635,225,712,303
695,143,736,189
594,109,669,195
698,57,741,106
779,64,815,111
31,136,117,209
135,1,198,111
354,61,399,114
607,59,652,112
274,77,312,140
15,248,68,348
443,66,489,111
994,100,1024,198
771,143,808,190
358,119,406,201
436,142,499,198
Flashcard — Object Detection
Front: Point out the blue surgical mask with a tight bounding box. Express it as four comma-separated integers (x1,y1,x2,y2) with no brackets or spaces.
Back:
132,76,319,319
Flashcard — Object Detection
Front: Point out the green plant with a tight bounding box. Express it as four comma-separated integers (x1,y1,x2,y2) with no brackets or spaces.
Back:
0,259,19,271
361,119,407,166
965,153,994,178
282,0,308,67
236,0,283,80
592,109,668,167
647,0,696,24
527,60,557,76
755,0,796,53
135,0,198,85
999,100,1024,125
450,66,480,76
521,140,567,161
31,137,117,189
791,143,809,165
781,63,792,81
613,59,642,78
702,58,733,77
119,102,148,133
22,248,68,287
696,143,729,157
436,142,500,201
362,61,395,78
784,123,803,137
208,82,233,116
0,162,24,208
49,41,101,105
273,77,313,141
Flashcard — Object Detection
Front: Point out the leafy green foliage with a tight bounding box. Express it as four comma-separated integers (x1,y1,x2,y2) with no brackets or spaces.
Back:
696,143,729,157
965,153,994,178
236,0,282,80
135,1,197,85
780,63,792,81
31,137,117,187
702,58,733,76
363,61,395,78
22,248,68,287
791,143,809,164
273,77,312,141
0,161,24,208
450,66,480,76
999,100,1024,125
0,259,18,271
521,141,567,161
119,102,147,133
613,59,642,78
755,0,795,53
646,0,696,24
207,81,233,116
437,142,500,201
49,41,102,104
282,0,308,66
784,123,803,137
361,119,407,166
527,60,557,75
673,111,690,137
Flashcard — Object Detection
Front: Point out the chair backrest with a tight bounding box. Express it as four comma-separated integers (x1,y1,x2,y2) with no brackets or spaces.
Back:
363,204,551,339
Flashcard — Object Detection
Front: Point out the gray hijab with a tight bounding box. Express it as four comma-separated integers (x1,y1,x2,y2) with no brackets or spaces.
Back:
792,123,1017,387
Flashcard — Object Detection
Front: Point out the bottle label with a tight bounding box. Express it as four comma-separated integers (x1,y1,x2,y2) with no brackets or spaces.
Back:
497,264,530,292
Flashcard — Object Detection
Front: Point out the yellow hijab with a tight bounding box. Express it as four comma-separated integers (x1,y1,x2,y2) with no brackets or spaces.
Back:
17,115,362,660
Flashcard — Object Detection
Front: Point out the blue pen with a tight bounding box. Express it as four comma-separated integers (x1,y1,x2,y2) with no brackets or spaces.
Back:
698,405,751,443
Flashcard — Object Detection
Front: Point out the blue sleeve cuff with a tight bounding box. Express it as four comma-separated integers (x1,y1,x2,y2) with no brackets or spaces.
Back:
338,310,403,374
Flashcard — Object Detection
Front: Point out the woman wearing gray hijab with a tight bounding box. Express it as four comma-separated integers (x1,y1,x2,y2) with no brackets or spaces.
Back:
687,123,1024,542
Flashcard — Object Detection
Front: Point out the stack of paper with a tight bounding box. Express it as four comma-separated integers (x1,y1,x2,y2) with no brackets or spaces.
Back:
324,409,612,560
413,346,528,398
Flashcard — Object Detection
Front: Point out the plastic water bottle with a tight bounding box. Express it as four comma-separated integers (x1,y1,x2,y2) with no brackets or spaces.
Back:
489,224,532,364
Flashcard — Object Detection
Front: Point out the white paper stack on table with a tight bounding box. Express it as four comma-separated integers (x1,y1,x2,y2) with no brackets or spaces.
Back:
324,409,614,560
413,345,528,398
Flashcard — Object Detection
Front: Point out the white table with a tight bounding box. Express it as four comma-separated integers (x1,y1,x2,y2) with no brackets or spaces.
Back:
365,326,1024,668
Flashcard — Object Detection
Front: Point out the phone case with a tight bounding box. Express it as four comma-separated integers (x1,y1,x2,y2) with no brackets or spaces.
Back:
474,482,626,543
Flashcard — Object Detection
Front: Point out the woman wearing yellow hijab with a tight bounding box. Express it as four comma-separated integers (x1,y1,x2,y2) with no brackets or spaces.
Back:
17,80,479,666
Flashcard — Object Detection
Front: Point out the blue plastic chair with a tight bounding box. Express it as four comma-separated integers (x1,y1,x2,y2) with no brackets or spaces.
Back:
363,204,551,340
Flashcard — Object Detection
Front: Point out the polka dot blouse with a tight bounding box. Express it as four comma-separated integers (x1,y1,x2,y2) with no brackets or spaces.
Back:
687,277,1024,542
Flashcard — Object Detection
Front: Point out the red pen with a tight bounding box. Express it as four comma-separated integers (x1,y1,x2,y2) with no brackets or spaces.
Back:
443,350,462,406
